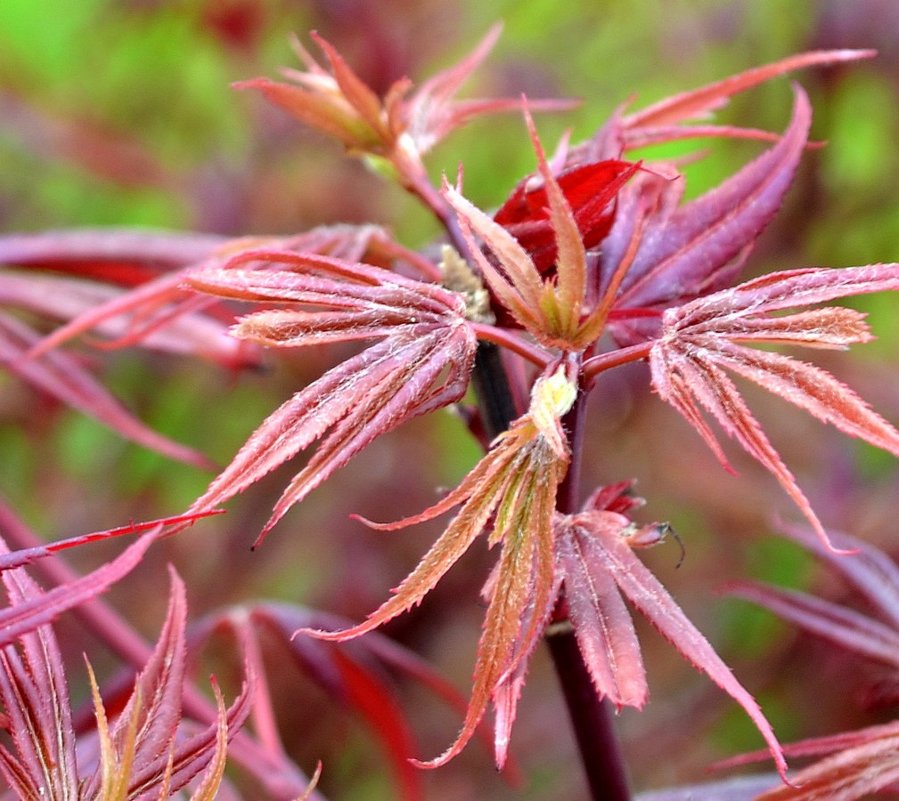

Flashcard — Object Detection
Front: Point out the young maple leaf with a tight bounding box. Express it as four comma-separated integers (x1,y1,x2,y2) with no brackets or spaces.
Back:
479,52,874,350
0,551,250,800
184,248,477,543
603,85,813,340
236,24,573,170
649,264,899,551
444,108,639,350
556,503,788,780
302,365,578,768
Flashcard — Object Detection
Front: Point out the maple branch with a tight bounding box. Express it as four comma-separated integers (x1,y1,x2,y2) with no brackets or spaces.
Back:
471,341,519,442
545,624,632,801
547,381,633,801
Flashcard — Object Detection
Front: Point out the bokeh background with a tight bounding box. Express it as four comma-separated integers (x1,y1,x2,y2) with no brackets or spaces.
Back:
1,1,898,799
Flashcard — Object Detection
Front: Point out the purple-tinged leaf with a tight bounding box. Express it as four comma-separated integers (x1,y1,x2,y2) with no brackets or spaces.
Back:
609,87,813,313
0,312,214,469
634,774,781,801
755,725,899,801
712,343,899,455
191,322,474,541
184,248,477,540
777,525,899,631
730,530,899,799
652,344,831,548
188,250,465,323
650,263,899,550
719,721,899,769
730,581,899,669
623,123,783,150
672,264,899,326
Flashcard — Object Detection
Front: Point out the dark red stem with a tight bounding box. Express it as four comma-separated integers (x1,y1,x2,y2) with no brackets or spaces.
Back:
545,622,632,801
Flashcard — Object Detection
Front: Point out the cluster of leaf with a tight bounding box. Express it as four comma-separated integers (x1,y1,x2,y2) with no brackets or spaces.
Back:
0,522,248,800
0,22,898,801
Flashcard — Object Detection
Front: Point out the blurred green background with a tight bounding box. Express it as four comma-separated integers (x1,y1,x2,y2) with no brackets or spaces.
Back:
1,2,898,799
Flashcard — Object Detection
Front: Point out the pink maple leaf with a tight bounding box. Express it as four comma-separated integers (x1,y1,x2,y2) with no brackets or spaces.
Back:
185,249,477,542
650,264,899,550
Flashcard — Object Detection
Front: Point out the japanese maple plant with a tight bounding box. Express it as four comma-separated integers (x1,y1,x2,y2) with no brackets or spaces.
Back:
1,23,898,801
